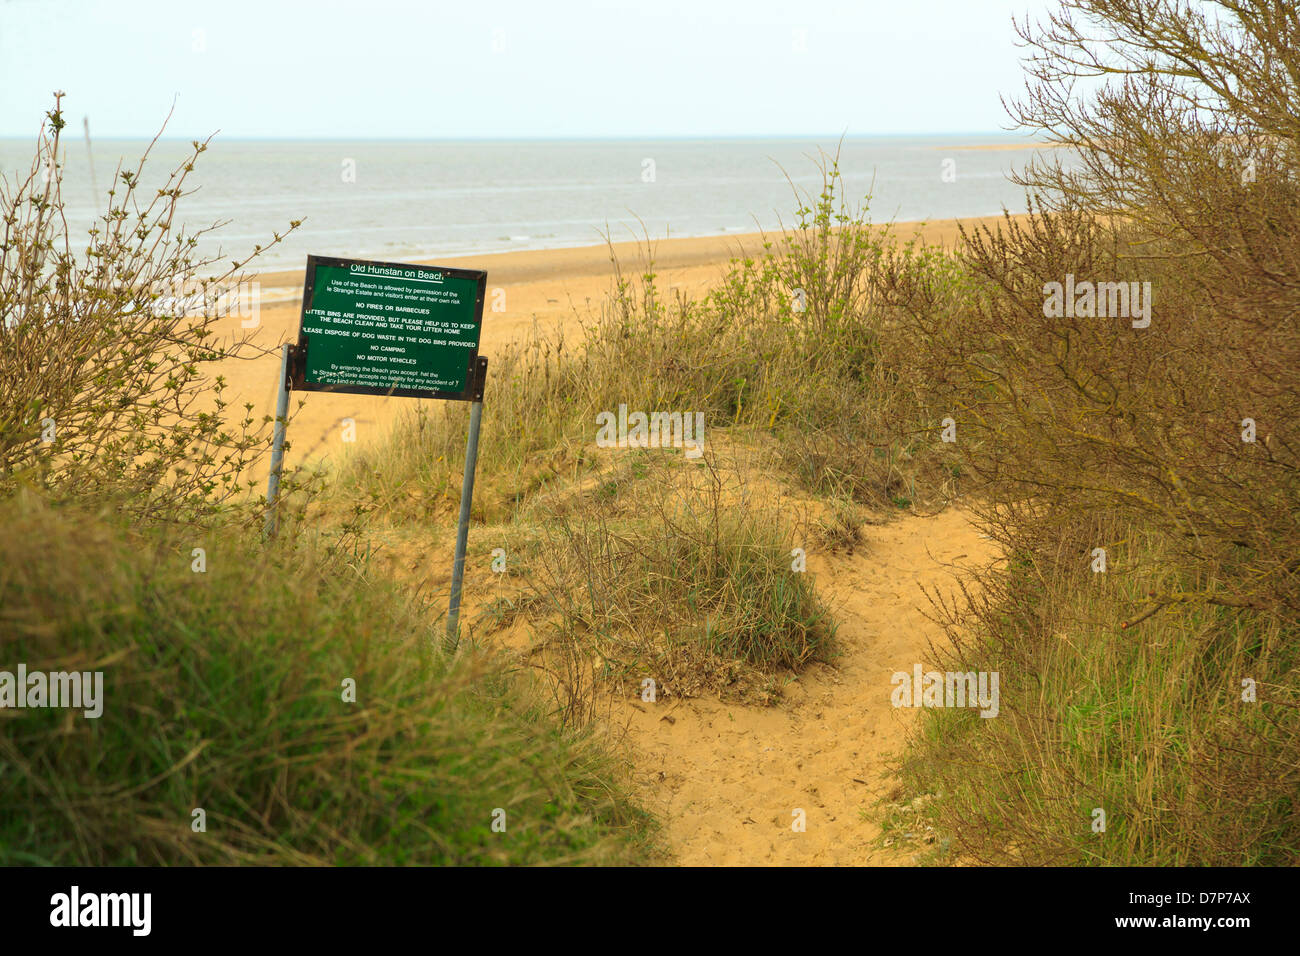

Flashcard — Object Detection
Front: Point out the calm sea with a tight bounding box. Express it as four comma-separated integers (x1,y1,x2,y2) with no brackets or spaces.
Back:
0,135,1058,274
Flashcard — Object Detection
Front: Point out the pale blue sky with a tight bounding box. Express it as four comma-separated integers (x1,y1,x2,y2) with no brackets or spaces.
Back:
0,0,1053,139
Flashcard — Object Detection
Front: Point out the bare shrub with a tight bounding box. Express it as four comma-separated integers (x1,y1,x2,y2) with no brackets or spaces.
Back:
884,0,1300,864
0,95,299,524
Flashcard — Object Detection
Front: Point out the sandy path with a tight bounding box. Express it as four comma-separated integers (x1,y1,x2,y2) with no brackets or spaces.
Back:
617,507,995,865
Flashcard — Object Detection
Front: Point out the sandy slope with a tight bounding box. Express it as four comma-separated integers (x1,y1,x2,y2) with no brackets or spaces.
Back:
617,507,995,865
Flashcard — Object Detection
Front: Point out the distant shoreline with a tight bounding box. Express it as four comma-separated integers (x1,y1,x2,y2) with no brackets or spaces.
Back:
248,214,1020,296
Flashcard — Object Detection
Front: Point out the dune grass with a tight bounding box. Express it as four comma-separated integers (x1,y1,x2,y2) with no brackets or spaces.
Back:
0,491,655,865
518,447,836,702
890,533,1299,865
330,159,956,531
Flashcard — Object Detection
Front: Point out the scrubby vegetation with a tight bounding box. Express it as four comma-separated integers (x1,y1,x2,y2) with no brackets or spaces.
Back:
0,94,296,526
521,448,835,701
883,0,1300,864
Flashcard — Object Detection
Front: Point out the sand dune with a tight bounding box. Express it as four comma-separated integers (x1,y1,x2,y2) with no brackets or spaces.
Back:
210,216,1012,475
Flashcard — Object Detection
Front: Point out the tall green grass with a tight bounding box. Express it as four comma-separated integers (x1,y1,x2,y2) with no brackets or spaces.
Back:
0,491,654,865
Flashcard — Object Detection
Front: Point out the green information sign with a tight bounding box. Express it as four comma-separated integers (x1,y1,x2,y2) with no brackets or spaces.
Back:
291,254,487,401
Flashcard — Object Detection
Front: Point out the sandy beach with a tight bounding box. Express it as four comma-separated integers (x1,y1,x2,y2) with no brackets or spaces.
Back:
214,215,1011,473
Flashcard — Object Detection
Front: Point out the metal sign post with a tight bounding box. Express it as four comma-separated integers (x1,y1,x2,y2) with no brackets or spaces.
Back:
444,356,488,655
263,343,292,539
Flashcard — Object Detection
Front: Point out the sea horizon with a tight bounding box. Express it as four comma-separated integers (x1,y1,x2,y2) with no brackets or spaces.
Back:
0,132,1061,272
